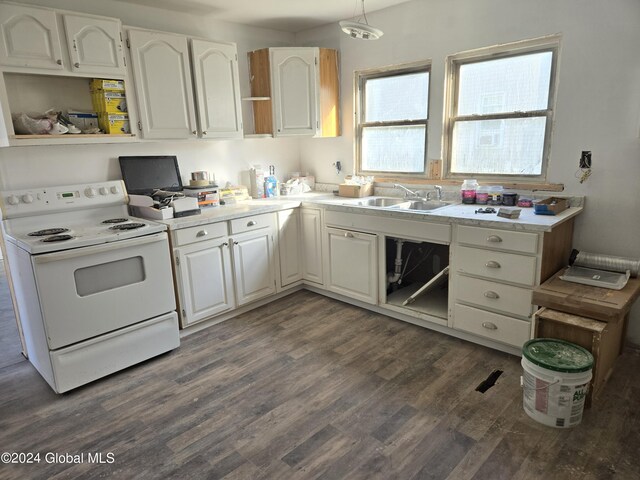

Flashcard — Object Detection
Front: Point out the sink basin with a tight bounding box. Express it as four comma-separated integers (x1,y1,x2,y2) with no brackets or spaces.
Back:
355,197,408,207
391,200,453,211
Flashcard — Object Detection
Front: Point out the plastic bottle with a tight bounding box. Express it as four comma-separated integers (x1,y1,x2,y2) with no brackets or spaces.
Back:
461,179,479,204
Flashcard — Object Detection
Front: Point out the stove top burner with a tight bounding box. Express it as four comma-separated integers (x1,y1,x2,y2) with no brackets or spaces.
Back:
28,228,69,237
41,234,73,243
109,222,146,231
101,218,129,224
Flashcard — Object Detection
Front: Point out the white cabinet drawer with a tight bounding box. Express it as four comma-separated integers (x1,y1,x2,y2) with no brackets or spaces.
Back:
230,213,275,234
173,222,228,247
457,225,538,254
453,303,531,348
456,275,533,318
455,245,537,286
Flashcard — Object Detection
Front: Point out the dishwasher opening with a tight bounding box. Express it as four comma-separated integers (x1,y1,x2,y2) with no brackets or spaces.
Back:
384,236,449,320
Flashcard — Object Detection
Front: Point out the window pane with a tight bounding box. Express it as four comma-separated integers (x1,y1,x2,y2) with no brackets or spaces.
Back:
457,52,552,115
365,72,429,122
451,117,546,175
362,125,425,173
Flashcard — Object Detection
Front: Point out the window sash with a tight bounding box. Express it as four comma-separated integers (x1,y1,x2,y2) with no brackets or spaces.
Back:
444,39,558,180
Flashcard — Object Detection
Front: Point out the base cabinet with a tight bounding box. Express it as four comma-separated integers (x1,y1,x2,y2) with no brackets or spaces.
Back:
277,209,303,289
232,229,276,306
326,227,377,305
175,239,235,327
301,207,323,285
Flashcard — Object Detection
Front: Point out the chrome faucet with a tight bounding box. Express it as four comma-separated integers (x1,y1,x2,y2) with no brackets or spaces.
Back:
393,184,420,199
433,185,443,201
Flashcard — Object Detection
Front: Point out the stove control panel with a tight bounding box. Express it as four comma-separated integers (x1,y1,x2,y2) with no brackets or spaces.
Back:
0,181,128,219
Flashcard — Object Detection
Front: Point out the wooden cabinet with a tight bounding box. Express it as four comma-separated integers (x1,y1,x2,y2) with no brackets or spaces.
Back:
127,28,243,140
277,209,303,289
190,39,242,139
326,227,377,304
127,29,197,139
175,239,235,326
0,3,64,70
247,47,339,137
450,220,574,349
62,13,125,76
0,5,125,75
301,207,324,285
232,228,276,306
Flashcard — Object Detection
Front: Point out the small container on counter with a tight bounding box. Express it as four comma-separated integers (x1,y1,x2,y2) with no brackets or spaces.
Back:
502,192,518,206
475,186,489,205
487,185,503,205
517,197,533,208
461,179,479,204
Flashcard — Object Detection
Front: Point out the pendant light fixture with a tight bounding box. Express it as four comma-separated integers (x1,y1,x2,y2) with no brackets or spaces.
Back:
339,0,384,40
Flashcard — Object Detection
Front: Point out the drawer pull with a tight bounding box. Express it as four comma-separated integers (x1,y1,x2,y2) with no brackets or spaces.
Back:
247,220,257,227
485,260,501,269
196,230,208,237
487,235,503,243
344,232,354,238
482,322,498,330
484,290,500,299
221,242,228,247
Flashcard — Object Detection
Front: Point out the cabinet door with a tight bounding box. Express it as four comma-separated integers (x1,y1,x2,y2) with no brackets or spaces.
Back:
277,209,303,288
270,48,318,136
326,227,377,304
63,14,125,76
0,4,63,70
301,208,323,285
176,240,235,327
127,29,197,139
190,39,242,139
232,230,276,306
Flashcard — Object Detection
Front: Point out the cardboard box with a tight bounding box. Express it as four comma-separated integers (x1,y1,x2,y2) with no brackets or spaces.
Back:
90,79,125,91
92,91,127,113
534,197,568,215
338,183,373,198
67,111,98,130
98,113,130,134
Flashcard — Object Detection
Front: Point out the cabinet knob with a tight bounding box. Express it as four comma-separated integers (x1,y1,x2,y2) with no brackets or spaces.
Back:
485,260,501,269
202,131,207,135
482,322,498,330
483,290,500,299
234,241,239,245
56,59,62,65
74,62,80,68
192,130,197,135
196,230,208,237
222,242,228,247
247,220,257,227
487,235,502,243
344,232,354,238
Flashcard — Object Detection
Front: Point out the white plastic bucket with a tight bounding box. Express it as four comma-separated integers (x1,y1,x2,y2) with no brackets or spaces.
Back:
521,339,593,428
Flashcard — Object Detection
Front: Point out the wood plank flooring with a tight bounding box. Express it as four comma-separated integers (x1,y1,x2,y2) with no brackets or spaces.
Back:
1,281,639,479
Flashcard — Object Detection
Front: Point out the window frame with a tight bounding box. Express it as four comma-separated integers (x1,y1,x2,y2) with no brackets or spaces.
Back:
443,36,560,182
355,60,431,178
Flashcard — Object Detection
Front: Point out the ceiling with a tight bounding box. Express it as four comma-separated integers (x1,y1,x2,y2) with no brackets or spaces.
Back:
113,0,412,32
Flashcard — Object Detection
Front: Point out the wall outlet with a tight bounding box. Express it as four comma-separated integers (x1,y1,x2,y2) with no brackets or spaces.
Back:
579,151,592,169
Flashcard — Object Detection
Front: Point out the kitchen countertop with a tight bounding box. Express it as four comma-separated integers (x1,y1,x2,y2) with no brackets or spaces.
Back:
158,192,582,233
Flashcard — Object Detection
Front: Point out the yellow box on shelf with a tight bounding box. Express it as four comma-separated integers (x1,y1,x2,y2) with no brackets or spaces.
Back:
90,79,125,92
92,91,127,113
98,113,130,134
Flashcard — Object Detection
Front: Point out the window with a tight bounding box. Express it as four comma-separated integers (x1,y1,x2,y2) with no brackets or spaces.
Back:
356,62,430,175
445,37,559,179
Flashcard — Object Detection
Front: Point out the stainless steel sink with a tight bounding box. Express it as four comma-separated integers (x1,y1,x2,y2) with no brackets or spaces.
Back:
390,200,453,211
355,197,408,207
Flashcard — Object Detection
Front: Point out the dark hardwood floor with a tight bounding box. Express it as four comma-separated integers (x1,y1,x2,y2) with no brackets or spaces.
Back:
0,273,639,479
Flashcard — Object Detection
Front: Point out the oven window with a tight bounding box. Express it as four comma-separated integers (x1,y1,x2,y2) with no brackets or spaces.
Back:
74,256,146,297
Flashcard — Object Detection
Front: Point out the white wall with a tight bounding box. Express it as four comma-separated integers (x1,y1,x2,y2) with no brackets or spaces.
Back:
297,0,640,344
0,0,300,190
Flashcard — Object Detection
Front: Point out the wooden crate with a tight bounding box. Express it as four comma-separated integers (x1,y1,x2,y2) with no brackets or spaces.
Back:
534,307,624,406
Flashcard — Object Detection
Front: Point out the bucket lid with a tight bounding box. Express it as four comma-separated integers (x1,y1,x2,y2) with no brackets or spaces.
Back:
522,339,593,373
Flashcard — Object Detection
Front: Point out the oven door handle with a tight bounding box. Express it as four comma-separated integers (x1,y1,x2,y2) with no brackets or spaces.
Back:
32,232,168,264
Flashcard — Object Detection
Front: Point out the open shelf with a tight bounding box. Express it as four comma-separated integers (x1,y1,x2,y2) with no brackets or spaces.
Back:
386,282,448,320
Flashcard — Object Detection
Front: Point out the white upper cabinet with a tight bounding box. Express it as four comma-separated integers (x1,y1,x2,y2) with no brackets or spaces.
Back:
0,3,64,70
270,47,319,136
127,29,197,139
62,14,125,76
190,39,242,139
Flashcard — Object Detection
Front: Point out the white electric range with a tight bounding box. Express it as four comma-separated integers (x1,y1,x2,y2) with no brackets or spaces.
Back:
1,180,180,393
